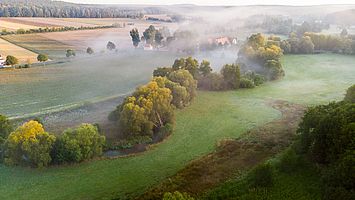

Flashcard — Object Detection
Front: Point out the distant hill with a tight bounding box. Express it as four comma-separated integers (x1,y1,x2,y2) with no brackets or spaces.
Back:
324,9,355,25
0,0,166,18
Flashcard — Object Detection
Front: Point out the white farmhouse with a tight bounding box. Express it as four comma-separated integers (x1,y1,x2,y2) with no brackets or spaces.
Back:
0,55,6,68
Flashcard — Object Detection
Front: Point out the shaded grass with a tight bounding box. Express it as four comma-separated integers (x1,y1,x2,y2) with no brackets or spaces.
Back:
203,161,321,200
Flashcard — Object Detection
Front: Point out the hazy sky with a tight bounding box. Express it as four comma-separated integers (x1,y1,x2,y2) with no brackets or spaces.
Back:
63,0,355,6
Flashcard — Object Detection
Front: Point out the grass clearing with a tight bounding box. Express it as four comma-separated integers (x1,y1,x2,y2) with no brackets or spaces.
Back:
0,53,354,199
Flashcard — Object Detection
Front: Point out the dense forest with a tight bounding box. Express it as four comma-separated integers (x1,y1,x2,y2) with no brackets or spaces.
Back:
0,0,165,18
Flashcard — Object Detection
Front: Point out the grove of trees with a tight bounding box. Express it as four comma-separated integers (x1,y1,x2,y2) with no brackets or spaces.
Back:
238,33,285,81
0,119,106,168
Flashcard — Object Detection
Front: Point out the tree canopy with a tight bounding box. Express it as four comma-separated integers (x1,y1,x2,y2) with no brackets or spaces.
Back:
5,55,19,66
4,120,56,168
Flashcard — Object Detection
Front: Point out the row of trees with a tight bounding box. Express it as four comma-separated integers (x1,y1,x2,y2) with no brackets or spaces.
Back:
294,85,355,200
0,118,105,168
1,25,115,36
278,31,355,55
0,0,164,18
246,15,329,36
129,25,172,48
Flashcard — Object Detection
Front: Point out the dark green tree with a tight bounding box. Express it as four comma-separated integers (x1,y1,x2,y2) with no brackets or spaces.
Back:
130,28,141,48
37,54,48,66
106,41,116,51
86,47,94,54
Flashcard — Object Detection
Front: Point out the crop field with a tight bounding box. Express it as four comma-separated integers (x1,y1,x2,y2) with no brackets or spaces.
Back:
0,37,38,63
0,53,354,199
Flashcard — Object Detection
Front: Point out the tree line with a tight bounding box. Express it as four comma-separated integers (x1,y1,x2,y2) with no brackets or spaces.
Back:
277,31,355,55
0,0,165,18
1,25,116,36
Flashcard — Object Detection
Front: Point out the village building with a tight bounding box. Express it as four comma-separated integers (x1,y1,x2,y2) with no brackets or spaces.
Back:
0,54,6,68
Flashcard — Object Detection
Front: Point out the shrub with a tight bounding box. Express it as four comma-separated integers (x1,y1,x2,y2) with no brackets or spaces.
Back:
221,64,241,89
248,163,274,188
239,78,255,88
163,191,195,200
4,121,56,168
344,84,355,103
155,123,174,142
321,151,355,200
277,148,302,173
51,123,105,164
197,73,225,91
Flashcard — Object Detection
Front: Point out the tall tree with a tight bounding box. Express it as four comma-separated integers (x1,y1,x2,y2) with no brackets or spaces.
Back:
130,28,141,48
143,25,156,45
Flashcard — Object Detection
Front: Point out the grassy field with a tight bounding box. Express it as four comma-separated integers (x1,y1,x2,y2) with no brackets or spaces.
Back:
0,53,354,199
0,37,38,63
0,52,177,118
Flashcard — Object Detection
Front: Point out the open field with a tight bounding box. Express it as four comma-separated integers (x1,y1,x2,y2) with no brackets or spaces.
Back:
1,18,178,58
0,52,177,118
0,50,235,119
0,37,38,63
0,53,354,199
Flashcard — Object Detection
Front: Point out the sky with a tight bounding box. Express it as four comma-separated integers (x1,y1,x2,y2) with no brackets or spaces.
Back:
62,0,355,6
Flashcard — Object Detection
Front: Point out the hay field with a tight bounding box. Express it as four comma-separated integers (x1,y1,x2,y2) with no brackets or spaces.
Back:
0,18,39,31
0,37,38,63
0,17,110,31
